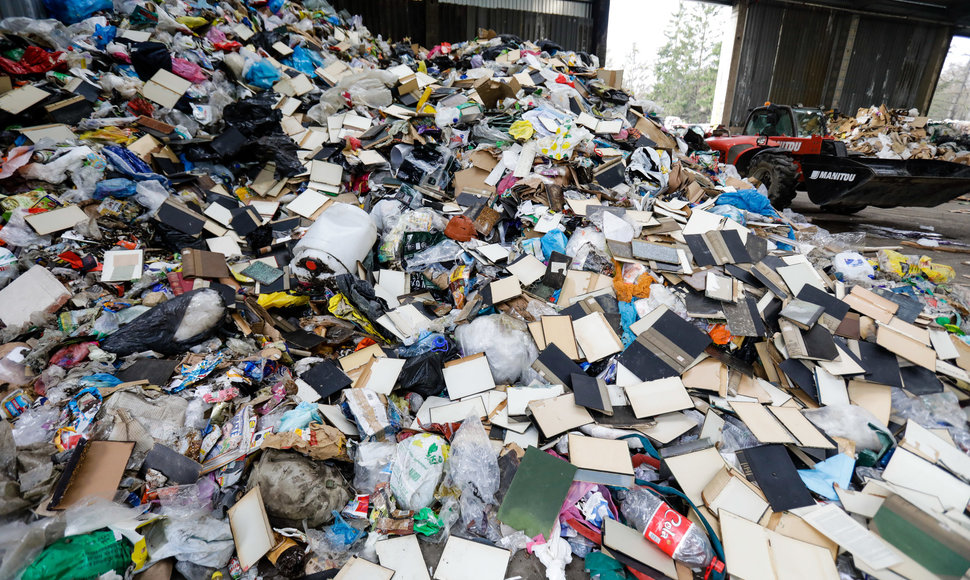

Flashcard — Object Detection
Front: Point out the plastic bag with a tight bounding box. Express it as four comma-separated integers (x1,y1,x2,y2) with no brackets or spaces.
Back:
390,432,448,510
244,59,281,89
353,441,396,493
832,252,874,282
22,530,133,580
42,0,112,24
446,415,499,536
397,351,446,397
99,289,225,356
277,401,323,432
150,511,234,568
455,314,538,384
803,404,893,451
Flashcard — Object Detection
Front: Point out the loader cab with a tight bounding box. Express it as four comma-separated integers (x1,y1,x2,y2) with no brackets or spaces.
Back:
743,105,827,138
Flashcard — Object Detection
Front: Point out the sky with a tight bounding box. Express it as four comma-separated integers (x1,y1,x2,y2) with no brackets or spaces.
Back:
605,0,729,82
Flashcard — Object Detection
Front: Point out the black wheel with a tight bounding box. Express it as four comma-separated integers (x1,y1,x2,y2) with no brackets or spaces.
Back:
820,204,866,214
745,153,798,209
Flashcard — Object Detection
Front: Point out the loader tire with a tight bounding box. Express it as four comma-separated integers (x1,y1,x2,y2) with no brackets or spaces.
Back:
746,153,798,209
820,203,866,215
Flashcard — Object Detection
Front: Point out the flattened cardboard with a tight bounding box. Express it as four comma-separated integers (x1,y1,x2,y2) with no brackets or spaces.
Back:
434,536,510,580
442,353,495,399
335,556,394,580
571,373,613,415
601,518,678,579
488,276,521,304
737,444,815,512
730,401,797,444
142,444,202,484
375,535,431,580
568,433,634,475
102,250,144,282
876,324,936,371
25,205,88,235
617,339,678,382
703,466,769,523
530,343,584,388
528,393,593,437
228,487,275,572
181,249,231,279
573,311,623,363
302,360,352,399
0,265,71,331
541,315,579,360
662,443,726,505
626,377,693,418
497,446,577,539
0,84,49,114
49,439,134,510
768,406,834,449
629,305,710,373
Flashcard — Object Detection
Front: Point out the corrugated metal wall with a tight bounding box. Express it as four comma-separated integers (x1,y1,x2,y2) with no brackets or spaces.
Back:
728,0,951,126
329,0,594,53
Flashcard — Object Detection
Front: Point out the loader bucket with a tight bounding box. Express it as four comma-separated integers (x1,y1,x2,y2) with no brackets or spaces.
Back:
799,155,970,208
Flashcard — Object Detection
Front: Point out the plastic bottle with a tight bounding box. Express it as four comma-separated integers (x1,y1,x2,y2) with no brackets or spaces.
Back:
621,487,724,578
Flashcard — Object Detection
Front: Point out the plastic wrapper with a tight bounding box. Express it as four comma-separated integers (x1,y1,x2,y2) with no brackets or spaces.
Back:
390,432,448,510
446,414,499,537
277,401,323,432
455,314,538,384
100,289,225,356
150,510,234,568
353,441,396,493
803,404,893,451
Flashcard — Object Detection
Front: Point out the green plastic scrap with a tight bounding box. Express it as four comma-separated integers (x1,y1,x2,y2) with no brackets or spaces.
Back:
584,551,628,580
413,507,443,535
22,530,133,580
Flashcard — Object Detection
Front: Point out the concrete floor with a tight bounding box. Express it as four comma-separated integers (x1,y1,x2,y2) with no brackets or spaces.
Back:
790,190,970,281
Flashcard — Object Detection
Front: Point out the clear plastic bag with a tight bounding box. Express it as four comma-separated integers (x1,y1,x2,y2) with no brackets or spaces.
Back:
446,414,499,537
455,314,538,384
353,441,396,493
803,404,893,451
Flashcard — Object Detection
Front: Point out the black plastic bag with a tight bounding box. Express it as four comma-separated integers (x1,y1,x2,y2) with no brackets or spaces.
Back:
398,352,446,398
100,289,226,356
130,42,173,81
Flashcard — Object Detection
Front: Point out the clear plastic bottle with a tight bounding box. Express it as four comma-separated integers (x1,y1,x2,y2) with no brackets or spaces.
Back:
621,487,724,578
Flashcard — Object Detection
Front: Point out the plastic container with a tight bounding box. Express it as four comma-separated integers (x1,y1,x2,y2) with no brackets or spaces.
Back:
290,203,378,279
621,487,723,577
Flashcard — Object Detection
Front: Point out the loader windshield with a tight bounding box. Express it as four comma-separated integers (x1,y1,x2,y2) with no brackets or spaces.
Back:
794,108,827,137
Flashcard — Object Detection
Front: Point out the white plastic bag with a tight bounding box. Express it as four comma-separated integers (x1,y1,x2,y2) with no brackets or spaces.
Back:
389,432,448,510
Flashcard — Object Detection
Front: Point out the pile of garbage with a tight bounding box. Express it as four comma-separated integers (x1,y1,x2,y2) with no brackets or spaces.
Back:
828,104,970,163
1,1,970,579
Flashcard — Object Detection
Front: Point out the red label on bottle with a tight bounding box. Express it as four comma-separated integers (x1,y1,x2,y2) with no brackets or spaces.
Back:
643,503,693,558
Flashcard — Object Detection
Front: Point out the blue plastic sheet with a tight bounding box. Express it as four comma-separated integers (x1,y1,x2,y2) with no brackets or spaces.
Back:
715,189,778,217
43,0,112,24
102,145,169,186
245,60,281,89
93,178,137,200
618,301,638,347
797,453,854,501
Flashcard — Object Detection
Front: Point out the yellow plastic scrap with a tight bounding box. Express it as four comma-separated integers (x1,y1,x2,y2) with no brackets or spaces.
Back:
176,16,209,28
78,126,135,145
328,293,390,343
918,256,955,284
257,292,310,309
877,249,911,279
508,119,535,141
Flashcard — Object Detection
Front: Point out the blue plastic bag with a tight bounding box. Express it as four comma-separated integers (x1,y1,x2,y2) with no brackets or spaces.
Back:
93,178,137,200
277,401,322,432
540,230,567,261
715,189,777,218
93,24,117,50
43,0,112,24
245,60,281,89
283,46,317,77
102,145,169,186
